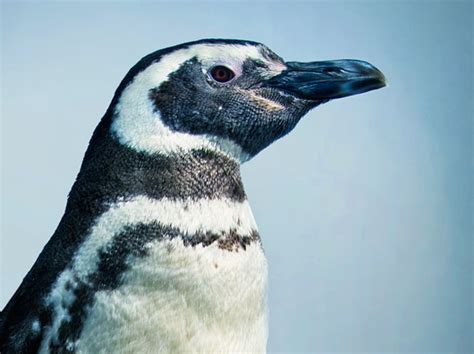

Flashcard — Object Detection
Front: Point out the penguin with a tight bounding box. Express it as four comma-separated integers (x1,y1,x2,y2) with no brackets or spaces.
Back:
0,39,385,353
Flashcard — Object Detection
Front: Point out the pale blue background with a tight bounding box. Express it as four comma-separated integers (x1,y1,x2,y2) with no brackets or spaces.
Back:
1,1,472,353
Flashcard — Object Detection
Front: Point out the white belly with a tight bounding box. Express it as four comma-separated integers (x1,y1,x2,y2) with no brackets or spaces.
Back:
76,239,268,353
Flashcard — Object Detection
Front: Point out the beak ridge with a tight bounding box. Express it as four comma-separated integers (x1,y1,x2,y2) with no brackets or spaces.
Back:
263,59,386,101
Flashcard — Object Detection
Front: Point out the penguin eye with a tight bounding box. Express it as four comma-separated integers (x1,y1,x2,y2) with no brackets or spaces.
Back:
209,66,235,83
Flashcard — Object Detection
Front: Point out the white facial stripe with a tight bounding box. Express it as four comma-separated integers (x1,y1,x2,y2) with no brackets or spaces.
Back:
194,44,283,77
110,43,284,161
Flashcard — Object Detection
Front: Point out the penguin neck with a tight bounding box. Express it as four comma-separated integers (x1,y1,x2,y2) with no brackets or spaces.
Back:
70,132,246,207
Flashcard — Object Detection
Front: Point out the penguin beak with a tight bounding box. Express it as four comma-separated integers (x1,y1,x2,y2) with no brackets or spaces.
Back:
263,59,386,101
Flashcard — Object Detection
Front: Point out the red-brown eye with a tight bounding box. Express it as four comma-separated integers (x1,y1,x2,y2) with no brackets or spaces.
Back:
210,66,235,83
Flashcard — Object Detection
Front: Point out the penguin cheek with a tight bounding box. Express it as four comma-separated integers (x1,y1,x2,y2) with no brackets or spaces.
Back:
226,103,300,157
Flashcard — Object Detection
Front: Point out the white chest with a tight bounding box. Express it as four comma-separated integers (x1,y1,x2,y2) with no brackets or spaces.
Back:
76,238,268,353
44,196,270,353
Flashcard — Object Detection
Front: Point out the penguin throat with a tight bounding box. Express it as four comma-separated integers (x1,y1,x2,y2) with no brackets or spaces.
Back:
73,133,246,204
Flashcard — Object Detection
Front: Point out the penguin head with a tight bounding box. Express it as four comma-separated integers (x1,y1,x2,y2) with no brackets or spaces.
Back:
110,39,385,161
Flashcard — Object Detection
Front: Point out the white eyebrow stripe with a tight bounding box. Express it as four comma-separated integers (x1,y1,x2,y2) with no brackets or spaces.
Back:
142,43,269,86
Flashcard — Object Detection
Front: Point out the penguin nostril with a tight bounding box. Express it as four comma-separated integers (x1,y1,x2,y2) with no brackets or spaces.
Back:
210,66,235,83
